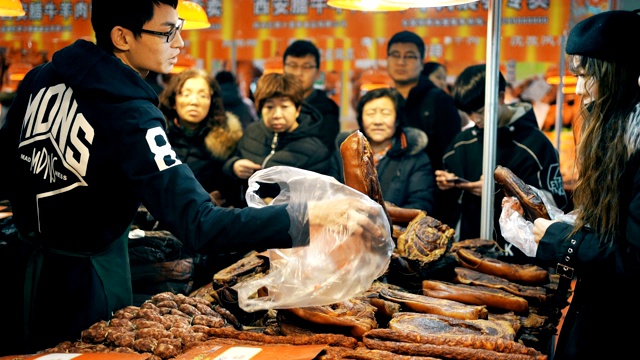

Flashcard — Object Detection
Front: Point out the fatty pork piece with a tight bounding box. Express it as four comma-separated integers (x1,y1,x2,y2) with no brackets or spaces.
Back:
388,212,458,287
279,298,378,339
378,287,488,320
388,312,515,340
396,212,455,264
422,279,529,313
358,281,404,319
454,267,548,302
363,329,547,360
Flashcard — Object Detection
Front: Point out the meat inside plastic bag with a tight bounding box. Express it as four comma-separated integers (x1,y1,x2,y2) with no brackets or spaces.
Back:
499,185,577,257
236,166,395,312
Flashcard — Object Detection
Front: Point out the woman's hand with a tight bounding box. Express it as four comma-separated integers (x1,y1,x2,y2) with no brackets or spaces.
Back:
533,218,558,244
233,159,262,179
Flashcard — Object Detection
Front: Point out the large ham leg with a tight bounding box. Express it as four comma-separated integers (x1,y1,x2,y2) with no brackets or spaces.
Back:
494,166,550,221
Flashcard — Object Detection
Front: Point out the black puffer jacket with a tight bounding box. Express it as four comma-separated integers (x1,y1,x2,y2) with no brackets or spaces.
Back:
223,102,331,177
219,82,258,129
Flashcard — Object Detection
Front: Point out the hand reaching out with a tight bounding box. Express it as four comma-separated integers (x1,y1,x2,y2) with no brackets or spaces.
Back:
533,218,557,244
234,159,262,179
307,196,386,240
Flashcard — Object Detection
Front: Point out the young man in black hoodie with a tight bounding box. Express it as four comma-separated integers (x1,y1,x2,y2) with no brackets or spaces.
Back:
283,40,340,153
0,0,386,354
435,65,567,259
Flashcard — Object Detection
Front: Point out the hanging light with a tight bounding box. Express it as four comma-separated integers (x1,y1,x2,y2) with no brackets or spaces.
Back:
0,0,26,17
177,0,211,30
380,0,479,7
327,0,409,12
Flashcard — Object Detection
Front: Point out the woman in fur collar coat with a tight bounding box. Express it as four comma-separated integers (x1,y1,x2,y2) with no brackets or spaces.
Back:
159,68,243,208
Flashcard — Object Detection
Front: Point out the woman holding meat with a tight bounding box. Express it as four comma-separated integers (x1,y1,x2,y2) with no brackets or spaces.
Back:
507,9,640,360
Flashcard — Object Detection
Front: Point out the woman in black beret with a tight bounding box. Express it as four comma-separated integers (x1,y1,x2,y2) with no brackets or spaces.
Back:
503,9,640,360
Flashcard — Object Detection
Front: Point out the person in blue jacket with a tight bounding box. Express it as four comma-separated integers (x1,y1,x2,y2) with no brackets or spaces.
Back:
329,87,436,213
0,0,385,354
435,64,568,258
523,9,640,360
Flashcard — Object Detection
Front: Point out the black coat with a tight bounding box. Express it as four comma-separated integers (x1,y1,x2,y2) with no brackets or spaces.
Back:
442,103,567,248
329,127,436,213
402,76,462,224
223,102,331,176
536,106,640,360
167,112,244,207
302,89,340,153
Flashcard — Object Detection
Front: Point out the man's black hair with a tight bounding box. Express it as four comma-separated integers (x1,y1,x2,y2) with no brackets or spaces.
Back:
215,70,236,85
387,30,425,60
91,0,178,53
452,64,506,114
283,40,320,68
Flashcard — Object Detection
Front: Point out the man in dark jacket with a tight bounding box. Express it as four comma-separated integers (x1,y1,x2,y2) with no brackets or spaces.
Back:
386,30,462,226
283,40,340,153
0,0,385,354
215,70,259,129
436,65,568,260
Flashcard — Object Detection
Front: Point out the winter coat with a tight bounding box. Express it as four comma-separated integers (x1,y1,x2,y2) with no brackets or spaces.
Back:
301,89,340,153
0,39,296,354
329,127,436,213
167,112,244,207
219,82,258,129
402,75,462,225
223,102,331,177
536,103,640,360
442,103,568,254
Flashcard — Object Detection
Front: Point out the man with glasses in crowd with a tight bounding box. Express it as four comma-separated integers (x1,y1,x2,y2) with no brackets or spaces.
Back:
386,30,462,226
283,40,340,153
0,0,386,354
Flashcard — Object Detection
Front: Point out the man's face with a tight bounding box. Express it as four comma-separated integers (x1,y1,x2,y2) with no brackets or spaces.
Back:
124,3,184,76
387,42,423,86
283,54,319,98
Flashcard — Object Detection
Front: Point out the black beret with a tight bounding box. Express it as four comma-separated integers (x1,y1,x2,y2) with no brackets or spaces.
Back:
566,9,640,62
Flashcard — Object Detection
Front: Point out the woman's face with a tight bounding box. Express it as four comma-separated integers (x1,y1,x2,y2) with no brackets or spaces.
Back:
428,66,448,91
362,96,397,144
573,57,597,104
261,96,300,133
175,76,212,128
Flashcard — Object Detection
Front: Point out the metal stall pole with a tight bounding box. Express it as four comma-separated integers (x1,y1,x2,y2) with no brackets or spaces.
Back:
480,0,503,240
554,34,566,150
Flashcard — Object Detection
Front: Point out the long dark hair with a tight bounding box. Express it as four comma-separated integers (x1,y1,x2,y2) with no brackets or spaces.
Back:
158,68,227,130
569,54,640,243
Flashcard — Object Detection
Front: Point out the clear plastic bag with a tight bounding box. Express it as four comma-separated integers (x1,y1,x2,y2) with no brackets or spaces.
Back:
236,166,394,312
499,185,577,257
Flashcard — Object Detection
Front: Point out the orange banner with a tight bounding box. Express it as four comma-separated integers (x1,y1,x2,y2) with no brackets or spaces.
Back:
0,0,611,77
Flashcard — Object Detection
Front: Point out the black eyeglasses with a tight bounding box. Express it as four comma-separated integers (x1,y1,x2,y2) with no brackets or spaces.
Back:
140,18,184,43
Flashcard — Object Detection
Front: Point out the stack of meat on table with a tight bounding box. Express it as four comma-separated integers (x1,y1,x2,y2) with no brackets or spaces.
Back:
16,132,566,360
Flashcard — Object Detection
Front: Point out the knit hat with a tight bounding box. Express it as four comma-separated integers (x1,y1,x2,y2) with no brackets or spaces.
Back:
565,9,640,62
